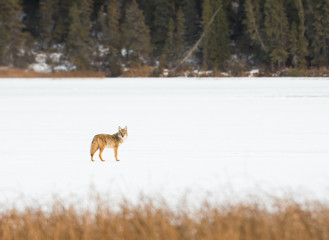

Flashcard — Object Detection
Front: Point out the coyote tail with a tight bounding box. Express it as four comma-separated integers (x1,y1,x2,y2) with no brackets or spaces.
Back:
90,139,98,156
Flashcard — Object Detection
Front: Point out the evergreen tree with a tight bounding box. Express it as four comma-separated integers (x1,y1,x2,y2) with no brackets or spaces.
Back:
289,23,298,67
21,0,39,38
264,0,289,68
65,2,93,69
288,22,299,67
175,7,186,55
309,0,329,67
293,0,308,67
202,0,230,69
2,0,327,72
160,18,175,68
80,0,94,28
39,0,56,50
0,0,29,67
95,0,121,76
244,0,267,52
137,0,154,29
150,0,172,57
121,0,151,66
97,0,120,49
183,0,201,47
161,7,186,69
52,0,71,43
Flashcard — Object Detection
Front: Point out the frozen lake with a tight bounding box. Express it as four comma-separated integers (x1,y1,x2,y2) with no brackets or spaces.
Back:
0,78,329,206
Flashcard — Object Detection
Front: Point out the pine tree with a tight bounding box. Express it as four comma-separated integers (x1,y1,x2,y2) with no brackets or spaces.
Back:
0,0,29,67
138,0,154,29
97,0,120,50
183,0,201,47
293,0,308,67
202,0,230,69
161,7,186,69
175,7,186,56
21,0,39,38
264,0,289,68
202,0,213,68
121,0,151,66
95,0,121,76
288,22,299,67
150,0,172,57
244,0,267,52
79,0,94,29
39,0,56,50
52,0,71,43
309,0,329,67
161,18,175,68
2,0,326,72
65,2,93,69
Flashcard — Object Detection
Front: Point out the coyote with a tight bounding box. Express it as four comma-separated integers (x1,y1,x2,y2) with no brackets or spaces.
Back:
90,126,128,162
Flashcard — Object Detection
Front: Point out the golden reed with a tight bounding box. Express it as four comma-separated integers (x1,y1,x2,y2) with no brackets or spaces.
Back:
0,196,328,240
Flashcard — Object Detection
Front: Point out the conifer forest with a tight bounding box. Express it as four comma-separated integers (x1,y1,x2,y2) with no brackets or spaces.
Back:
1,0,329,76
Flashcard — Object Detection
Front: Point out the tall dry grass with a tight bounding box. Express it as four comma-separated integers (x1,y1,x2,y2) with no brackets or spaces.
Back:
0,196,329,240
0,67,105,78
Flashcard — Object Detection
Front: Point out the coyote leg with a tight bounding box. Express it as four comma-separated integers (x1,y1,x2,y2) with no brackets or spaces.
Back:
114,147,120,161
99,147,105,161
91,148,97,162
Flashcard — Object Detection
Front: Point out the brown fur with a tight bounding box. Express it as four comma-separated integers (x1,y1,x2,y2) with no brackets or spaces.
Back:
90,126,128,162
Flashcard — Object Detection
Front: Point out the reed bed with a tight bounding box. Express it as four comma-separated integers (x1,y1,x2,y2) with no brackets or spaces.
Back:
0,196,328,240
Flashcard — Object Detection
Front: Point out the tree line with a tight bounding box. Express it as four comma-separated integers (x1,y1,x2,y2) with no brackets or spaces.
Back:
1,0,329,76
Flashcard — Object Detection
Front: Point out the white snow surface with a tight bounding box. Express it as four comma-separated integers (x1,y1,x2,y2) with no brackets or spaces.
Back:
1,77,329,206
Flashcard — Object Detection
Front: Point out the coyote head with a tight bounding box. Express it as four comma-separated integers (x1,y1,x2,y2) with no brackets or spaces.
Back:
119,126,128,138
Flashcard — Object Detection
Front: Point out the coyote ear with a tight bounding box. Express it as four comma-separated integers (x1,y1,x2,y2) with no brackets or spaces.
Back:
118,126,122,130
124,126,127,130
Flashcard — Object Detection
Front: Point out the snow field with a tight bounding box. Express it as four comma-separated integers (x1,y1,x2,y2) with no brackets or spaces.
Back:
0,78,329,206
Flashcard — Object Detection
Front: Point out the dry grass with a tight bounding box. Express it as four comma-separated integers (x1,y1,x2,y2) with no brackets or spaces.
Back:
0,196,328,240
121,66,155,77
279,67,329,77
2,66,329,78
0,67,105,78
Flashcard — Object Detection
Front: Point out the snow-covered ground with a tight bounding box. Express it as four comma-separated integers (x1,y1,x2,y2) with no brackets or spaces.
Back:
0,78,329,206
